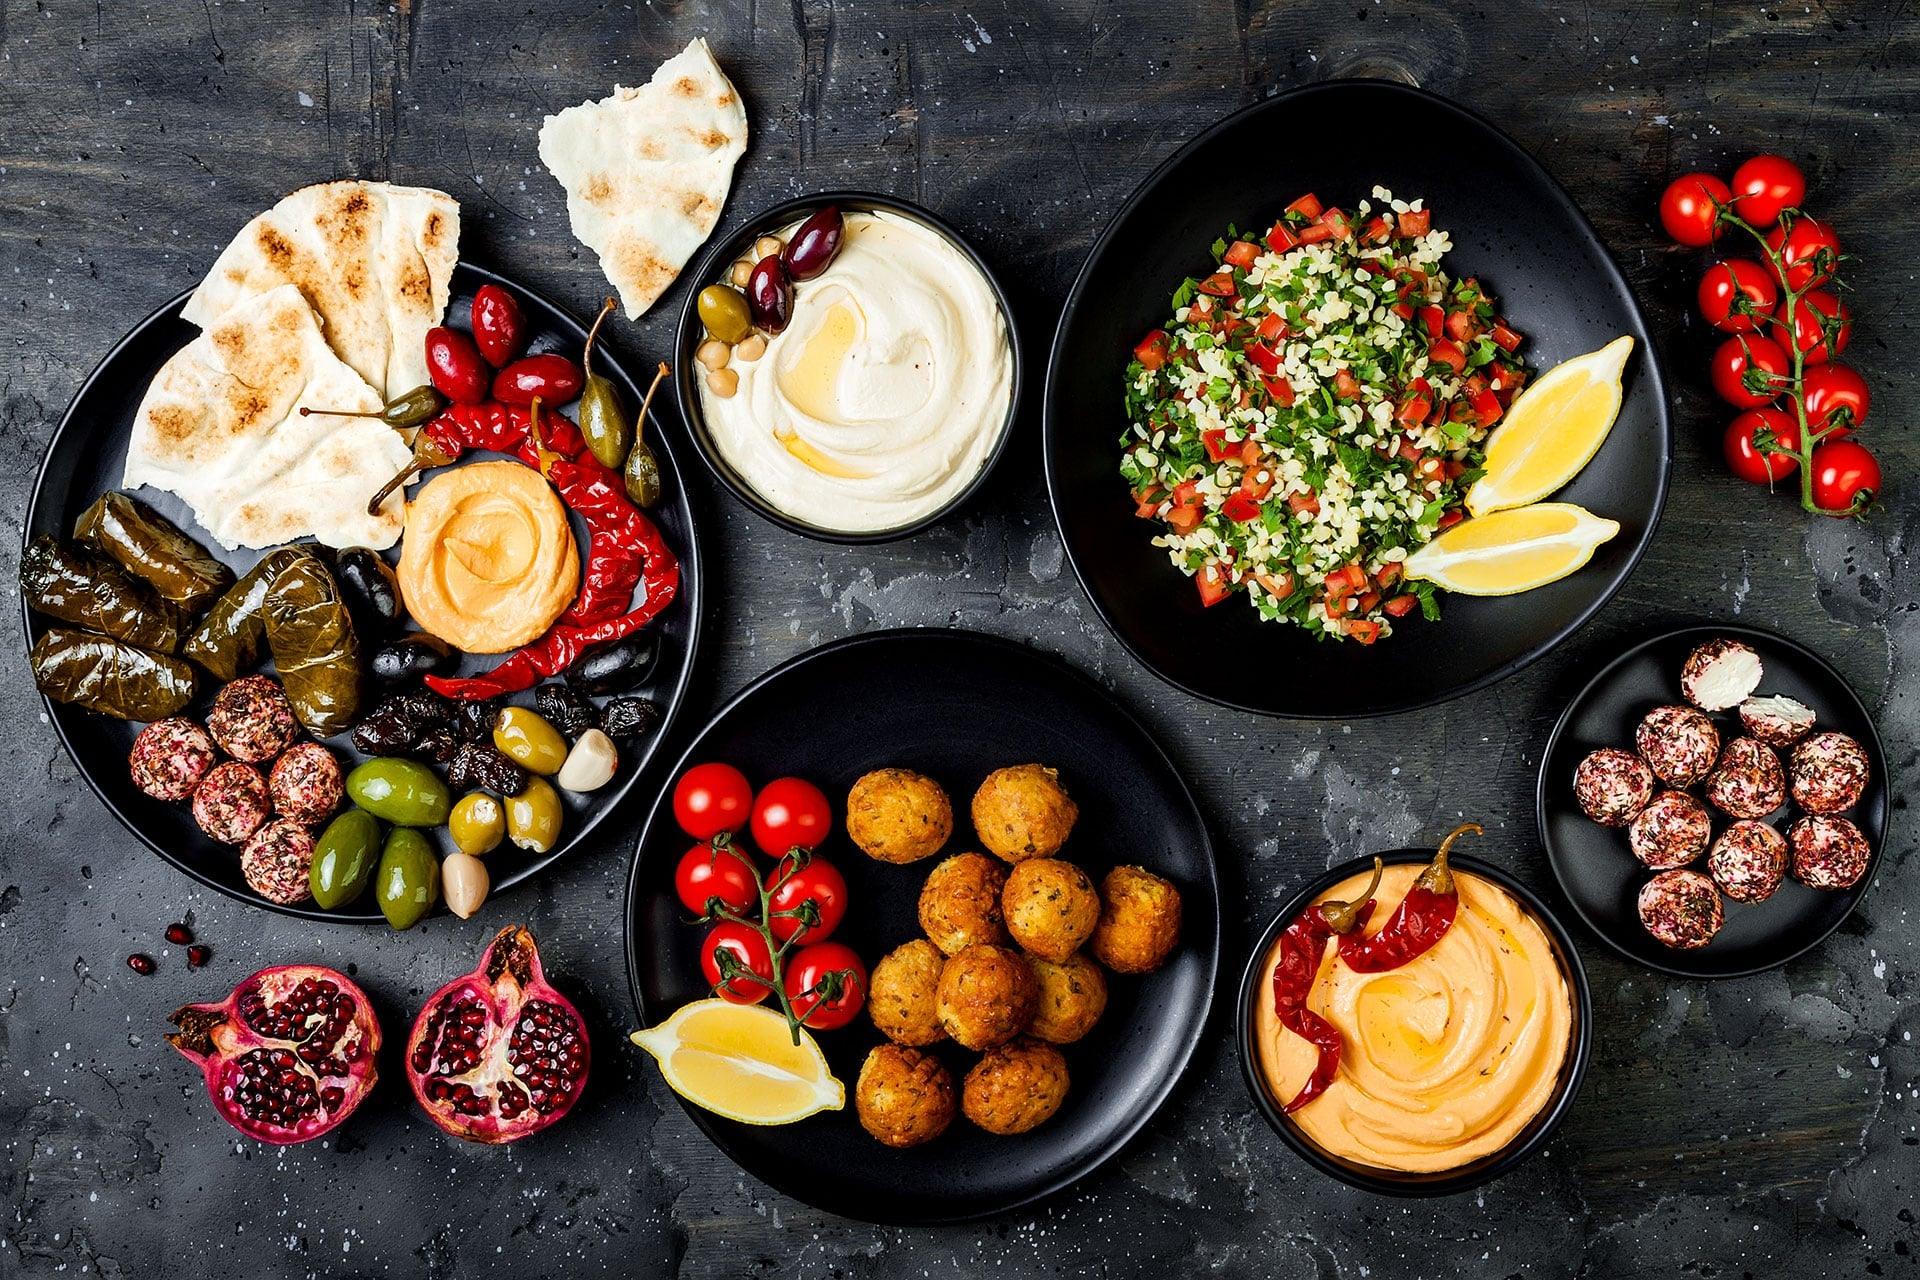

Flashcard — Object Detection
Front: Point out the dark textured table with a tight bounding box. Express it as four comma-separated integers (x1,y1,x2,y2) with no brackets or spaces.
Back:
3,3,1916,1276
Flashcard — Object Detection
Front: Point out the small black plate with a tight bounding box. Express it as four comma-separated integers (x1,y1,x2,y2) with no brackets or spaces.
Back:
1044,79,1670,718
623,629,1219,1224
21,263,704,921
1538,623,1888,978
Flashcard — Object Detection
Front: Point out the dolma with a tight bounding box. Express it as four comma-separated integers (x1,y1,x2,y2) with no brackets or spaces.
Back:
20,535,185,652
183,548,301,680
30,626,196,721
263,549,362,736
73,492,233,615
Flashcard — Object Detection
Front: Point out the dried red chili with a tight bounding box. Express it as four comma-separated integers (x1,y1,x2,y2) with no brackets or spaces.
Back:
1270,857,1382,1114
1336,822,1480,973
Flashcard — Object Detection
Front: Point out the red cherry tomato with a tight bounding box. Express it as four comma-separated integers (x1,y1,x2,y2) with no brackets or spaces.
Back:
1788,290,1852,364
1709,335,1791,408
1659,173,1731,247
700,922,775,1004
1696,260,1778,334
674,841,759,917
766,854,848,944
1764,217,1841,291
673,763,753,840
424,326,491,404
783,942,868,1031
1808,440,1881,514
1723,408,1801,484
491,352,585,407
1802,363,1870,436
470,284,526,368
750,777,832,857
1729,155,1806,227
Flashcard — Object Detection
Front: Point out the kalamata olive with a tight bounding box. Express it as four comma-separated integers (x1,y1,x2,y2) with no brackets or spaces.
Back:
696,284,753,344
492,706,569,775
327,547,404,640
491,353,584,407
424,326,490,404
346,757,451,827
374,828,439,930
369,633,455,685
470,284,526,368
746,255,793,334
783,206,845,281
565,631,659,694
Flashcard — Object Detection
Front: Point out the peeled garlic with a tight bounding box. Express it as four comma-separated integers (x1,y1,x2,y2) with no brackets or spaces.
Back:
442,852,490,920
556,729,618,793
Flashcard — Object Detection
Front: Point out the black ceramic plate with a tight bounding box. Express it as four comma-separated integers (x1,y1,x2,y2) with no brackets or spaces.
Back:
1044,80,1670,718
624,629,1219,1223
1539,623,1888,978
1236,851,1592,1196
21,263,704,921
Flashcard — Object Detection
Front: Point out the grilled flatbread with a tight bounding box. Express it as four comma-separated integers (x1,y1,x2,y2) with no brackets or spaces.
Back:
538,38,748,319
182,180,459,397
125,285,415,551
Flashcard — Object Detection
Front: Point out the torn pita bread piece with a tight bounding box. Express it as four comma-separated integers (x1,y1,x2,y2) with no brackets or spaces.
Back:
182,180,459,398
539,38,748,319
126,284,416,552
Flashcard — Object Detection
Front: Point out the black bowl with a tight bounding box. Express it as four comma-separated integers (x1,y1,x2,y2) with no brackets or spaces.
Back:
673,191,1021,543
1236,851,1593,1196
1539,622,1889,979
1044,79,1671,718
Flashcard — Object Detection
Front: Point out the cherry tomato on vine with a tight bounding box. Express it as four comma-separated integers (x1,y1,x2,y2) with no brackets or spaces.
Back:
1788,290,1852,364
766,853,848,944
1729,155,1806,227
1723,408,1801,484
1709,335,1791,408
750,777,832,857
1765,216,1842,291
1697,260,1778,333
674,841,759,917
783,942,868,1031
700,921,775,1004
1808,440,1881,513
1659,173,1731,247
673,763,753,840
1802,363,1869,435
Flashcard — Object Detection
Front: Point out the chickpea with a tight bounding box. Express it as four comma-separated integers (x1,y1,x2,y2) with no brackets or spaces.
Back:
696,339,731,371
729,260,754,288
706,368,739,398
754,235,784,260
735,334,768,362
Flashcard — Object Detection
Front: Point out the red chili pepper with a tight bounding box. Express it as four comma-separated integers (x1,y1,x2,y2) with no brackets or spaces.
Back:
1269,858,1382,1113
1335,823,1481,973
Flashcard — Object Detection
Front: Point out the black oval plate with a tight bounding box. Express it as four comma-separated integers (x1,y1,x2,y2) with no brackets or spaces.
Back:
1538,623,1888,978
623,629,1219,1224
21,263,704,921
1044,79,1670,718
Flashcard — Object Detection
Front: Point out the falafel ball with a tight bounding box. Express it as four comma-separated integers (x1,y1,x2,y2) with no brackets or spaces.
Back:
846,768,953,864
1088,865,1183,974
855,1044,955,1149
935,944,1038,1050
962,1038,1070,1136
918,852,1009,955
1027,953,1108,1045
867,939,948,1047
972,764,1078,863
1002,858,1100,963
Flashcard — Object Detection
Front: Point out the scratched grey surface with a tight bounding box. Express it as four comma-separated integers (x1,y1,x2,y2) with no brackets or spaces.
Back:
2,2,1918,1277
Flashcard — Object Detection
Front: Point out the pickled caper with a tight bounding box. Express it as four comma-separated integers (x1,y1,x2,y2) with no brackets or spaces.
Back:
697,284,752,344
492,706,569,775
448,791,505,857
310,810,381,910
374,828,439,930
505,776,564,853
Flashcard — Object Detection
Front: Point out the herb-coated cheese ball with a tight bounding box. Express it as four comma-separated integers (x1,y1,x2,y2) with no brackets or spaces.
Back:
1002,858,1100,963
867,939,948,1047
962,1038,1070,1136
855,1044,955,1149
935,944,1038,1050
972,764,1078,863
1027,953,1108,1045
1088,865,1182,974
846,768,952,864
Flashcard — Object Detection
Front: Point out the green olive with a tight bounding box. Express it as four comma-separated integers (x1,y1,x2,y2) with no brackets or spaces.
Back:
346,757,451,827
448,791,506,857
374,828,440,930
492,706,569,776
697,284,753,344
310,810,382,910
505,776,564,854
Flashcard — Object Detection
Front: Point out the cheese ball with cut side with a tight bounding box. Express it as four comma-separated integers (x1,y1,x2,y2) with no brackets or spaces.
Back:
972,764,1078,863
846,768,953,864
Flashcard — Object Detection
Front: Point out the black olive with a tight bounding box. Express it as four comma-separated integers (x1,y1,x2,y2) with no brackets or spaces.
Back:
446,742,528,796
327,547,405,640
535,682,600,739
369,633,454,685
449,699,495,743
348,690,451,754
600,696,662,741
409,729,462,767
565,632,659,695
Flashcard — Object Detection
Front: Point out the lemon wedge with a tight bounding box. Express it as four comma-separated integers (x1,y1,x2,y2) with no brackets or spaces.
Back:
1464,335,1634,517
630,999,844,1125
1403,503,1620,596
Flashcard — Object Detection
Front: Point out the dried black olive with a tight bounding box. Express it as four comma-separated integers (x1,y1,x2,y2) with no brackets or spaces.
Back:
348,690,451,755
565,632,658,694
326,547,405,641
600,696,662,741
535,682,601,739
445,742,528,796
369,633,454,685
449,699,496,743
409,729,462,767
390,687,452,730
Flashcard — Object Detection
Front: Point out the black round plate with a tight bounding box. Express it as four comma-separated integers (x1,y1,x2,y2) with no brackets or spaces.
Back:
1044,79,1670,718
22,263,704,921
623,629,1219,1224
1539,623,1888,978
1236,851,1592,1196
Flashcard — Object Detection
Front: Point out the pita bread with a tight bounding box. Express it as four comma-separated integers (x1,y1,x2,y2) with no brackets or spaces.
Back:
126,285,416,551
538,39,748,319
182,181,459,397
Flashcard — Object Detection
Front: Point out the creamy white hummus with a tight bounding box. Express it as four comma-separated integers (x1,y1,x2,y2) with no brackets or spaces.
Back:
698,210,1013,533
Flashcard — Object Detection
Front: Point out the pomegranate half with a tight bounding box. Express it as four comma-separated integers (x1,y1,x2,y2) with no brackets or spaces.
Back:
166,964,381,1145
406,924,589,1143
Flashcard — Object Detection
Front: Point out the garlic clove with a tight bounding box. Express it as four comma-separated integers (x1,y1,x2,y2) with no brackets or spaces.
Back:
442,852,490,920
556,729,618,794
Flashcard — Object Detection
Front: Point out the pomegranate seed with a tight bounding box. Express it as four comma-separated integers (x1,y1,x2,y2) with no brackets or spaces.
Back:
165,922,193,946
127,953,156,975
187,945,212,968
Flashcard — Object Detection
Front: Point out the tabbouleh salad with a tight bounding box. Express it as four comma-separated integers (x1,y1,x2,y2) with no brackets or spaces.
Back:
1119,187,1533,643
